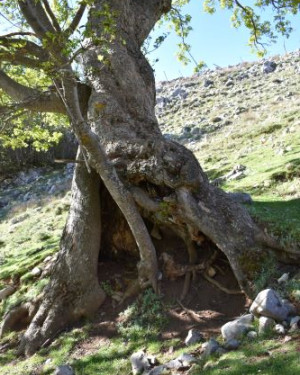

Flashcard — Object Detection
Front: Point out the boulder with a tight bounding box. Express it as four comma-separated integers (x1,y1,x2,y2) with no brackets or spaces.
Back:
221,314,254,341
250,289,289,321
274,324,285,335
227,192,252,205
247,331,258,340
224,339,241,350
165,353,196,370
258,316,275,334
130,351,156,375
184,329,204,346
201,338,220,358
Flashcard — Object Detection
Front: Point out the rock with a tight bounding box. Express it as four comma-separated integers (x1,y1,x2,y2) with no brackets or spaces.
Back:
274,324,285,335
290,316,300,326
250,289,289,321
201,338,220,358
31,267,42,277
281,299,297,316
258,316,275,334
130,351,155,375
11,213,30,225
207,266,216,278
156,96,169,109
145,365,168,375
227,192,253,205
221,314,254,341
54,365,74,375
171,87,188,99
185,329,204,346
203,79,214,87
211,116,222,123
166,353,196,370
263,61,277,73
247,331,258,340
277,273,289,283
0,285,16,301
224,339,241,350
225,79,234,87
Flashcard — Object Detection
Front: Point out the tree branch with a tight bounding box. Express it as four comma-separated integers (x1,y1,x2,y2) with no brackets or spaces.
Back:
65,3,86,37
42,0,61,32
0,37,49,68
17,0,56,38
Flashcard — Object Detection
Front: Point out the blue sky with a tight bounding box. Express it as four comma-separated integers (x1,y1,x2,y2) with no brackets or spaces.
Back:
150,0,300,81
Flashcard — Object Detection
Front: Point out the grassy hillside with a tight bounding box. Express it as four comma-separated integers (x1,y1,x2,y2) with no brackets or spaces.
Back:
0,52,299,374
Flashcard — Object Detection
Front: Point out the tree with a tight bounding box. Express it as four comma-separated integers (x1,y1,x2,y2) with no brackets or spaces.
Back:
0,0,299,356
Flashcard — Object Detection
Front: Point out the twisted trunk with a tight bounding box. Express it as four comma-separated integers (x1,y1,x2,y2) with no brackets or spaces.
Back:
18,0,299,356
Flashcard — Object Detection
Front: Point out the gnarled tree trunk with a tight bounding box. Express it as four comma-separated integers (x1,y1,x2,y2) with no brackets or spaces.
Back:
18,0,299,356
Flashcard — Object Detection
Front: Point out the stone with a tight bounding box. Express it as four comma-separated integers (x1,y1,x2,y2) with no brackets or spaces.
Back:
221,314,254,341
247,331,258,340
171,87,188,99
31,267,42,277
290,316,300,326
263,61,277,73
277,273,289,283
281,299,297,316
145,365,168,375
250,289,289,321
274,324,285,335
201,338,220,358
203,79,214,87
227,192,253,205
130,351,154,375
258,316,275,334
0,285,15,301
54,365,74,375
166,353,196,370
224,339,240,350
184,329,204,346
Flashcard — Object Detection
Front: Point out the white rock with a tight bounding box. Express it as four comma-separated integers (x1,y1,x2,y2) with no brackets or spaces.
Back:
184,329,204,346
274,324,285,335
250,289,289,321
247,331,258,340
290,316,300,326
221,314,254,341
31,267,42,277
277,273,289,283
259,316,275,334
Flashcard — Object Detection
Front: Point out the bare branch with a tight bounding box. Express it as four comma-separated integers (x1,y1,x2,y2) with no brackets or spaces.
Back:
42,0,61,32
17,0,56,38
0,32,36,38
65,3,86,37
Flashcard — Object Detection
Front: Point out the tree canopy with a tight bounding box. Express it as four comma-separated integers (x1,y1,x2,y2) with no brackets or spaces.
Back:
0,0,299,151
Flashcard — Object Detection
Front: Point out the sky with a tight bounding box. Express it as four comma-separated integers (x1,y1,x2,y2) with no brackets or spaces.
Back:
149,0,300,82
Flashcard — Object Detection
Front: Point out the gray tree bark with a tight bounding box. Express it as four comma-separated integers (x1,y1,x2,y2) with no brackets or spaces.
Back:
17,0,299,356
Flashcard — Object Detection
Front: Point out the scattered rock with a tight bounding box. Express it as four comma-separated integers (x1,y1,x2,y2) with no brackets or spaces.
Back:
247,331,258,340
203,79,214,87
185,329,204,346
166,353,196,370
263,61,277,74
201,338,220,358
274,324,285,335
145,365,168,375
221,314,254,341
54,365,74,375
0,285,16,301
227,192,252,205
258,316,276,334
31,267,42,277
224,339,241,350
277,273,289,283
130,351,156,375
250,289,289,322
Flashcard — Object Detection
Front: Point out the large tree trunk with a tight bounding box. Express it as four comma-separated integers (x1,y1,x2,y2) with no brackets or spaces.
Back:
18,0,299,356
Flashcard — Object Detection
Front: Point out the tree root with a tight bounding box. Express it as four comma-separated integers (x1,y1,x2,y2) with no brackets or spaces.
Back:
0,301,38,338
202,273,244,295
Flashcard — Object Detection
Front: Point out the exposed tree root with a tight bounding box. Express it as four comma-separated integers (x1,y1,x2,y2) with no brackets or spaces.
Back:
202,274,244,295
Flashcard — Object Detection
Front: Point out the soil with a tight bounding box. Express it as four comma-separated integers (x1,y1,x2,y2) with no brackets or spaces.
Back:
71,235,250,359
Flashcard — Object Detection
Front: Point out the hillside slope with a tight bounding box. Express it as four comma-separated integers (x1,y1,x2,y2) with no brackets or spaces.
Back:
0,51,299,375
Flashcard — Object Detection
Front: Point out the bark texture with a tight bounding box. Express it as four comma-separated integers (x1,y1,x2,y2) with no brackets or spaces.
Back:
19,152,105,356
17,0,299,356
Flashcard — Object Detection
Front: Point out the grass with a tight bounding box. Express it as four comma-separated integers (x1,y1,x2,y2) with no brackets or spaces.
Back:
0,53,300,374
